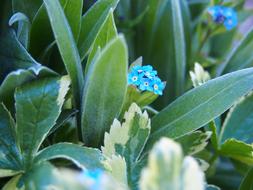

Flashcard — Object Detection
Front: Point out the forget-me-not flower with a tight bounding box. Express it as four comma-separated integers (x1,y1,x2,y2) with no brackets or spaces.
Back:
207,5,237,30
128,65,165,95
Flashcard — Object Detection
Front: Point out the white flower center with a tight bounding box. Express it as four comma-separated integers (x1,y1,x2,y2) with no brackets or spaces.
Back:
132,76,138,81
154,84,159,90
144,82,149,86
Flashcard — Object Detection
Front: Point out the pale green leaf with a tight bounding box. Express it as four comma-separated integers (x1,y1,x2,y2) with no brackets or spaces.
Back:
44,0,84,108
85,10,118,73
147,68,253,150
139,138,205,190
219,139,253,165
2,175,23,190
81,35,128,147
16,76,70,168
78,0,119,60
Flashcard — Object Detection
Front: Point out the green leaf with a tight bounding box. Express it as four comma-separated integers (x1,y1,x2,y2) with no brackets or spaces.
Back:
147,68,253,150
0,169,20,178
30,0,83,58
0,29,38,82
102,103,151,187
0,65,57,112
220,93,253,144
12,0,43,21
77,0,119,60
85,10,118,73
43,0,84,108
176,131,211,155
81,35,128,147
219,139,253,165
206,185,221,190
35,143,105,170
0,104,23,171
2,175,23,190
139,138,205,190
15,76,70,169
9,12,30,49
136,0,189,107
220,27,253,74
239,167,253,190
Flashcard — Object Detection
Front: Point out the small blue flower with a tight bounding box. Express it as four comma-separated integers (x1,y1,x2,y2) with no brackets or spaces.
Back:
139,78,153,92
207,5,237,30
152,77,165,95
128,71,141,86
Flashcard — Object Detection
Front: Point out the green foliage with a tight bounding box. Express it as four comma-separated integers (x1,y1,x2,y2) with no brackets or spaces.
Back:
1,0,253,189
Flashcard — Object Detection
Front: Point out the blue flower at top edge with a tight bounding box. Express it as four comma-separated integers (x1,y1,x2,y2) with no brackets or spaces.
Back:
207,5,237,30
78,169,103,190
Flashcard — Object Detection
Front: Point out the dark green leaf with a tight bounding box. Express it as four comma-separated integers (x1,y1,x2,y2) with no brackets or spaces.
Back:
78,0,119,60
0,29,38,82
220,93,253,144
81,35,128,147
12,0,43,21
147,68,253,150
15,77,70,168
35,143,105,170
239,167,253,190
220,27,253,75
0,104,22,171
44,0,84,108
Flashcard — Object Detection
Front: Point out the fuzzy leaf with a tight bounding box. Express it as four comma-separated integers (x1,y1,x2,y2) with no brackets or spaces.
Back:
15,76,70,168
85,10,118,73
44,0,84,108
81,35,128,147
219,139,253,165
139,138,205,190
0,104,22,171
220,93,253,144
102,103,151,188
78,0,119,60
147,68,253,150
35,143,105,170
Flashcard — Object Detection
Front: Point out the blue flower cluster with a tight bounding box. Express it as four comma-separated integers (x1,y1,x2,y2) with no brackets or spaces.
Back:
208,6,237,30
128,65,165,95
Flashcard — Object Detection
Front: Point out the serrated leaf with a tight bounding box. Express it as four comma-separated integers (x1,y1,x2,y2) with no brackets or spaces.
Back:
139,138,205,190
176,131,211,155
220,93,253,144
0,29,39,82
220,26,253,75
102,103,150,188
15,76,70,169
219,139,253,165
35,143,105,170
147,68,253,151
44,0,84,108
0,104,23,171
85,10,118,73
239,167,253,190
78,0,119,60
81,35,128,147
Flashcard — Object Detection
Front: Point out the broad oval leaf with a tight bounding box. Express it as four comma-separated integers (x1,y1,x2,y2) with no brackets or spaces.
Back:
220,93,253,144
15,76,70,168
0,104,22,171
77,0,119,60
43,0,84,108
147,68,253,150
34,143,105,170
81,35,128,147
